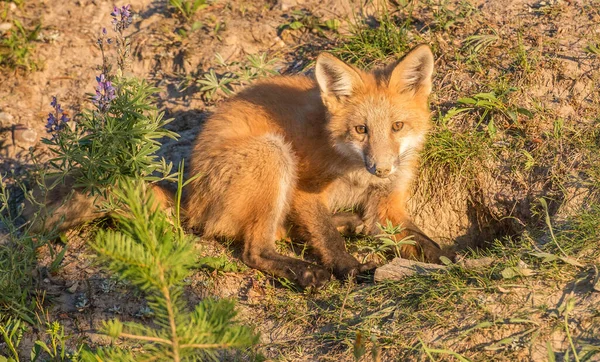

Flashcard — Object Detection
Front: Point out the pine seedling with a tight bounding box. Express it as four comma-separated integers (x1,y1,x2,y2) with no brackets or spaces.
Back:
85,180,258,361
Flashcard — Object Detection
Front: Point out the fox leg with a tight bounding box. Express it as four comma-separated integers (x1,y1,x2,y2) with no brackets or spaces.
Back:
331,212,365,236
364,188,448,263
187,134,331,288
289,193,376,280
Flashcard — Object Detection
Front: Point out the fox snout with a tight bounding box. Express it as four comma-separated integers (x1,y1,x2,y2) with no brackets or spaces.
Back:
365,157,395,178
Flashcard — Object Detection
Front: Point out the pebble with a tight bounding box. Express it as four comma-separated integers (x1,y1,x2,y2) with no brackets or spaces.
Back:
67,281,79,294
0,22,12,34
279,0,297,11
13,124,38,145
0,112,13,126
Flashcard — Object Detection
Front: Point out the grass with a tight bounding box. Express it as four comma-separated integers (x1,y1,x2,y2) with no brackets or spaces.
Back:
253,203,600,360
0,19,40,70
168,0,207,21
331,5,413,68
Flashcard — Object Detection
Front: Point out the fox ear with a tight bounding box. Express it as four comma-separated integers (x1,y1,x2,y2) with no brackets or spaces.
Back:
388,45,434,97
315,53,363,99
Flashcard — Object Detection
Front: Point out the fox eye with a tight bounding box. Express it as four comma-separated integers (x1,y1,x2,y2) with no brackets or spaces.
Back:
355,125,367,134
392,122,404,132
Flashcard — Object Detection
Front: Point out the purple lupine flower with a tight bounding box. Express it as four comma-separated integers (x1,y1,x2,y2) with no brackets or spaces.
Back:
111,4,132,31
92,74,116,112
97,27,112,47
46,112,58,133
46,97,70,135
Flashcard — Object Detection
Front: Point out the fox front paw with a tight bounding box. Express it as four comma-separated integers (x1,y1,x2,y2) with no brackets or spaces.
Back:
405,229,455,264
333,260,377,281
296,264,332,289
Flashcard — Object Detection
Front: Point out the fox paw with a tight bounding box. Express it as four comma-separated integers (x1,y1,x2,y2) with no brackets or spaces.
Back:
334,261,377,281
297,264,332,289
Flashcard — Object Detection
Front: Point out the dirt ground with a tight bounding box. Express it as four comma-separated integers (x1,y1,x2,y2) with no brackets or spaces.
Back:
1,0,599,360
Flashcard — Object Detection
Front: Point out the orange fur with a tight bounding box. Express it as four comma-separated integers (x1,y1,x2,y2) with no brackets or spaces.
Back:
185,45,445,286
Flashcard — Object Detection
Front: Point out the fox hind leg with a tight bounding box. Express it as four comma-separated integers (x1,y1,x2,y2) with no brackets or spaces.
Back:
190,134,331,288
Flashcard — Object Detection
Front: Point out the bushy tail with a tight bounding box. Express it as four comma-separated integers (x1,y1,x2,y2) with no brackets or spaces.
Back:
23,176,174,234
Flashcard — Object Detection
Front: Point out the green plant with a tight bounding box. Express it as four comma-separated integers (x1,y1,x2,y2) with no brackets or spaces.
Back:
83,180,259,361
0,317,26,361
462,29,499,56
0,19,40,70
359,221,415,262
332,6,413,67
43,78,177,197
30,320,82,361
168,0,207,21
456,89,533,133
43,6,177,199
191,52,278,101
584,42,600,56
277,9,340,36
428,0,475,31
0,177,49,323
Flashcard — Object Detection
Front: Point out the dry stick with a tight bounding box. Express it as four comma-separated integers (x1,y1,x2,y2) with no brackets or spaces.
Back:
338,279,355,322
540,198,569,258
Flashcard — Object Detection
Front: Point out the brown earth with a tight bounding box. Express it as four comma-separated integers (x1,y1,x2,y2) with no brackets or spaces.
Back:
1,0,599,360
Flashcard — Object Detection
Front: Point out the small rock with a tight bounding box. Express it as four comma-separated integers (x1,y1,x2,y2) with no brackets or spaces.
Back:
0,22,12,34
0,112,14,125
460,257,495,269
13,124,38,145
67,281,79,294
374,258,446,282
279,0,297,11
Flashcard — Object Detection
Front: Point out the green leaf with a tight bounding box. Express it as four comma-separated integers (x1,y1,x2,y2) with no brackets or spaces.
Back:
558,256,584,267
530,252,559,263
501,266,535,279
516,107,534,118
457,97,477,105
289,21,304,30
439,256,453,266
324,19,340,30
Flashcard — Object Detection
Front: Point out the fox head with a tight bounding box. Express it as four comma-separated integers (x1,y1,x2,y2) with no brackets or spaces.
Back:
315,45,434,178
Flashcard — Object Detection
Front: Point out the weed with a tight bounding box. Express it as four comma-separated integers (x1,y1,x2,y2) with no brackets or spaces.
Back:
358,221,415,263
185,52,278,101
169,0,207,21
456,88,533,136
332,5,413,68
0,317,26,361
428,0,475,31
0,19,40,70
462,29,499,56
278,9,340,37
0,176,55,323
420,339,471,362
585,42,600,56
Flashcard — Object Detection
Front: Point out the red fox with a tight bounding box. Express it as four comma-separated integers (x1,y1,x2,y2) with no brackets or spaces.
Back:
26,45,447,288
183,45,446,287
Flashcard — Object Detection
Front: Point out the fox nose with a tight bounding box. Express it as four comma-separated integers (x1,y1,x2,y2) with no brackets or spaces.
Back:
375,167,391,178
367,163,391,178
